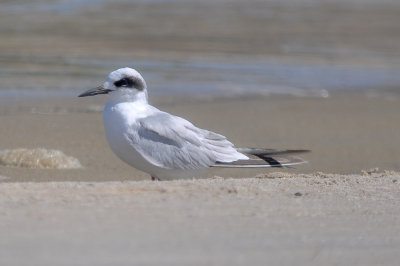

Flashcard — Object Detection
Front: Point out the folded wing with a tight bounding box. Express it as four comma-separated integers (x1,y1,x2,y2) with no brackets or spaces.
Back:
129,112,248,170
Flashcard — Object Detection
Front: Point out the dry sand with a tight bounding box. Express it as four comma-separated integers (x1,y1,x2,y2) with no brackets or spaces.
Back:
1,172,399,265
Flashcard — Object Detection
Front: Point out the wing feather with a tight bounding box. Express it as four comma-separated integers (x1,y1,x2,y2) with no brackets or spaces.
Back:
128,112,247,170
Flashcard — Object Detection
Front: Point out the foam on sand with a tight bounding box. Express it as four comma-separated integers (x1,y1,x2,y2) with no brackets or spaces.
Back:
0,148,82,169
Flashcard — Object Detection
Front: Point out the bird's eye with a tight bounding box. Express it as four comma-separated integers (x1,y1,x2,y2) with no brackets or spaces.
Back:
114,77,133,88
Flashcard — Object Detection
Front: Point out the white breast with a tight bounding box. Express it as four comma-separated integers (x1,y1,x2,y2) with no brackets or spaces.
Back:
103,101,156,175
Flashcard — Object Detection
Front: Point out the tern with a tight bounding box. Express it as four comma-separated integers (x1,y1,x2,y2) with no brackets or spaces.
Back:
79,67,308,180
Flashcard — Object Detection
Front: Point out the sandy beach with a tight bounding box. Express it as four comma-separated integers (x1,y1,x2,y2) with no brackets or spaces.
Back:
1,94,400,265
0,172,399,266
1,0,400,264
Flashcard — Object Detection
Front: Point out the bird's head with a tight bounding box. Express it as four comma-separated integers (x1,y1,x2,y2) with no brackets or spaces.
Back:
78,67,147,98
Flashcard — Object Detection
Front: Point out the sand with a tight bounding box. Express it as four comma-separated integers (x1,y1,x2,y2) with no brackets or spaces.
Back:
0,95,400,265
1,94,399,182
1,171,399,265
1,0,400,264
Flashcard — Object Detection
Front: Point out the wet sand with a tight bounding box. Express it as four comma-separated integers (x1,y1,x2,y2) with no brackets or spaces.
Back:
1,93,399,182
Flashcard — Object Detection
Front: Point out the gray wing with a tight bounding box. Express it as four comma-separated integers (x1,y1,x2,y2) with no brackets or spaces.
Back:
128,112,248,170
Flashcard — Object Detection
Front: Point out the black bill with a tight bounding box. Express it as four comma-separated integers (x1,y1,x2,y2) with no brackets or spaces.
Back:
78,86,112,97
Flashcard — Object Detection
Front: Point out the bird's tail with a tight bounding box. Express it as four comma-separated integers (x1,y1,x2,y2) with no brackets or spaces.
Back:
212,148,309,168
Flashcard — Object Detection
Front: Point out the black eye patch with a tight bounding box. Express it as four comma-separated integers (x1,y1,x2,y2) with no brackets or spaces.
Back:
114,77,136,88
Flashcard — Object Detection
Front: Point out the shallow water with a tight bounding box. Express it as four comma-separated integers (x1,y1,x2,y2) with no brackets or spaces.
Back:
1,0,400,99
2,56,400,100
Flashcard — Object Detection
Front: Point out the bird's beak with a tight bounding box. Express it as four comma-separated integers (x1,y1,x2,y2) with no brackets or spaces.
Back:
78,86,112,97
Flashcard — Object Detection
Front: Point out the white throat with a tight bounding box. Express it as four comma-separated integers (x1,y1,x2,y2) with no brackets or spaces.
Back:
108,88,148,105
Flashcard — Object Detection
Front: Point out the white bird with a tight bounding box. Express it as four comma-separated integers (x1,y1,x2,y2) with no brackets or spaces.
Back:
79,67,308,180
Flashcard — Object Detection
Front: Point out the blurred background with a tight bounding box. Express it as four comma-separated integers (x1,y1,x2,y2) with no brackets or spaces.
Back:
0,0,400,180
1,0,400,98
